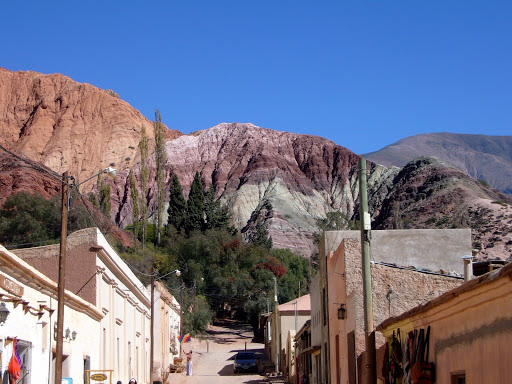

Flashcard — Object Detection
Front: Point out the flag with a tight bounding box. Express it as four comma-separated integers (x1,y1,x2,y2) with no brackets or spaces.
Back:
179,333,191,343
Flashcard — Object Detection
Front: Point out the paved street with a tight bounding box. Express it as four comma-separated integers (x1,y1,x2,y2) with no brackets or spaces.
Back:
167,321,269,384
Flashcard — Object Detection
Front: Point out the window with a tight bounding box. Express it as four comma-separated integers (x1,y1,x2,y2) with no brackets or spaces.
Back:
451,372,466,384
17,340,32,384
322,289,327,326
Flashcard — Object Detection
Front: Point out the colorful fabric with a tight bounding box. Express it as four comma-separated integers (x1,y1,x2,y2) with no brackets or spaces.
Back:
179,333,191,343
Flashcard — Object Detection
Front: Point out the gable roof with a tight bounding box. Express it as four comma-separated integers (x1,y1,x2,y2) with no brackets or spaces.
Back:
277,294,311,313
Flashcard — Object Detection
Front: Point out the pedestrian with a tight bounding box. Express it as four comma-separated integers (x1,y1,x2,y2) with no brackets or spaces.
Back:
185,349,193,376
129,379,137,384
117,381,122,384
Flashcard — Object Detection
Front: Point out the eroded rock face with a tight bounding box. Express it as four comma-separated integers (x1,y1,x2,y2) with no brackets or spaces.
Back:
0,68,181,189
113,122,367,256
1,69,511,260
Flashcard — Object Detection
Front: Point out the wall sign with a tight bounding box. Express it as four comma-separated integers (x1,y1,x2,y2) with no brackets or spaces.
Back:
0,276,24,297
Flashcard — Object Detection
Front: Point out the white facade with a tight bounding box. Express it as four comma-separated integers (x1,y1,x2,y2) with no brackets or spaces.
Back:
85,229,152,384
11,228,155,384
0,244,102,384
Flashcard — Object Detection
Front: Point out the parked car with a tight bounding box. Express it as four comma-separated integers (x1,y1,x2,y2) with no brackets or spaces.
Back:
233,351,258,374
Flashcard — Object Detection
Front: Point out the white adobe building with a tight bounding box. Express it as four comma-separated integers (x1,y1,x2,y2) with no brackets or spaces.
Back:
0,243,101,384
11,228,177,384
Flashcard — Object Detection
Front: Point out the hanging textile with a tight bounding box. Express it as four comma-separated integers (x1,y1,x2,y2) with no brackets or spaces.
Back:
8,338,22,383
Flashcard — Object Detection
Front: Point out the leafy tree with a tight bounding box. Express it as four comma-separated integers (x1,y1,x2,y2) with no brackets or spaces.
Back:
167,174,187,232
154,109,167,245
0,191,94,248
316,211,357,231
185,171,204,233
139,125,149,249
272,248,311,303
0,192,60,246
183,295,213,336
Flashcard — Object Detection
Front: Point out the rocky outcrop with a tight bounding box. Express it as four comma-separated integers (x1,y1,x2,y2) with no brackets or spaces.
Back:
1,69,510,260
0,67,181,190
364,132,512,197
370,157,512,260
113,122,365,256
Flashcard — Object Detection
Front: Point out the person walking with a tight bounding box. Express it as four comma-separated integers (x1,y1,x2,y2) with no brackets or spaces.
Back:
184,350,193,376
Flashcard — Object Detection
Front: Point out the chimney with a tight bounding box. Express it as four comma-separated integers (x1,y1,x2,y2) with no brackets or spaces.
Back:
462,255,473,281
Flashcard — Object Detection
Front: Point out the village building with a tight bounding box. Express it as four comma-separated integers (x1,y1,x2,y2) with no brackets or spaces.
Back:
377,260,512,384
264,294,311,376
11,228,168,384
153,281,181,383
313,229,471,384
0,243,102,384
294,319,312,384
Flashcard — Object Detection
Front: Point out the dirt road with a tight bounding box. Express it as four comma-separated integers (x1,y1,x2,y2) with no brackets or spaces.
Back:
167,321,268,384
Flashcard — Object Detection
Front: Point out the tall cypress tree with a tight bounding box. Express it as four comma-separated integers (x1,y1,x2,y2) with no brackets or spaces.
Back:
97,172,111,217
204,185,231,230
139,125,149,249
252,221,273,250
129,169,140,247
185,171,205,233
154,109,167,245
167,174,187,232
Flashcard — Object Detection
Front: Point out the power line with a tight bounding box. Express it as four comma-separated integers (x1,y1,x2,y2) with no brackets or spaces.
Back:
0,141,61,181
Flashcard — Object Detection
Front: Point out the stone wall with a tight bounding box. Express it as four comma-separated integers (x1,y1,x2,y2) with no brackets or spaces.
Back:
342,238,463,355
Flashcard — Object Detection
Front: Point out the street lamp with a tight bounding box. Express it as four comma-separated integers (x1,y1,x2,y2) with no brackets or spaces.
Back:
0,302,10,325
55,167,116,384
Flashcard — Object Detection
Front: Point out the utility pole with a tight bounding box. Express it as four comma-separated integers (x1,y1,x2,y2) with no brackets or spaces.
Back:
274,276,279,373
193,280,196,311
294,300,298,331
55,171,69,384
150,266,155,382
180,279,184,358
359,158,376,384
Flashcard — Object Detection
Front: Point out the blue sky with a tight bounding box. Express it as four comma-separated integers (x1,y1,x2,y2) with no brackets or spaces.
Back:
1,1,511,154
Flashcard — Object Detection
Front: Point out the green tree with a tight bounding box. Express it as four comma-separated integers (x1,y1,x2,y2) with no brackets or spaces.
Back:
251,221,273,250
167,174,187,232
0,191,94,248
97,172,111,217
139,125,149,249
154,109,167,245
316,211,357,231
0,192,60,246
204,185,232,231
129,169,140,247
185,171,205,233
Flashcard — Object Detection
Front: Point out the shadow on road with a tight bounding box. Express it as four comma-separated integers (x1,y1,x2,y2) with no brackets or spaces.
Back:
218,363,263,377
218,364,235,376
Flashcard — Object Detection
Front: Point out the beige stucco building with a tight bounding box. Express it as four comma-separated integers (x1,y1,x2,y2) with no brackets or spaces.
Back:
266,294,311,375
153,281,181,383
378,260,512,384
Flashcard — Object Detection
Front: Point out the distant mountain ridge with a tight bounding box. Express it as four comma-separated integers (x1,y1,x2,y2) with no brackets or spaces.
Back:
1,68,511,261
364,133,512,196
